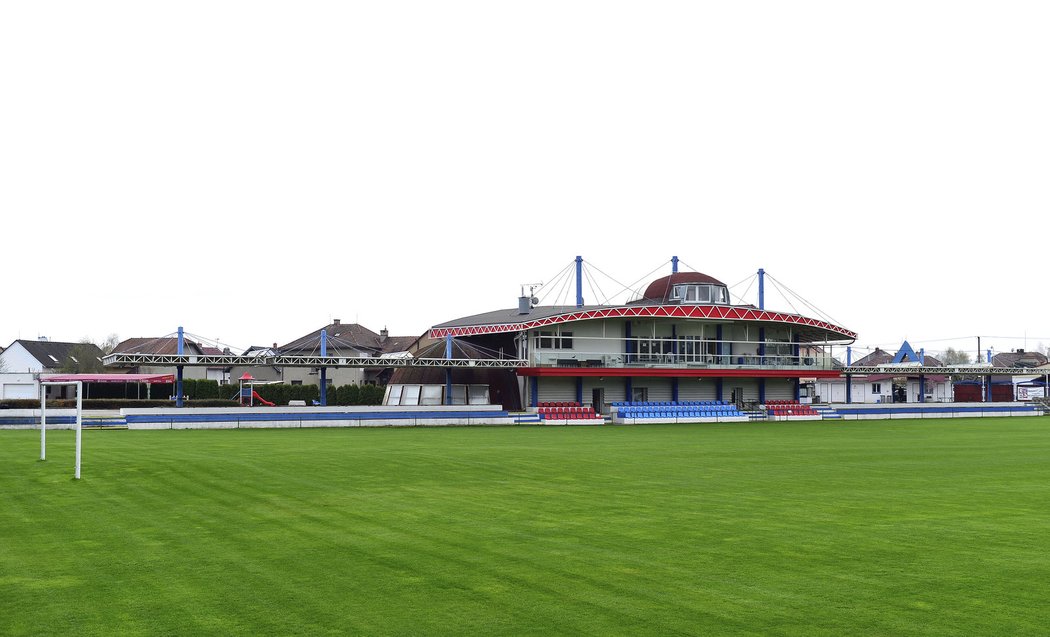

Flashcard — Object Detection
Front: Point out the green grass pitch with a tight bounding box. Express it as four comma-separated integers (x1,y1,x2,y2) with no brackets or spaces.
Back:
3,418,1050,636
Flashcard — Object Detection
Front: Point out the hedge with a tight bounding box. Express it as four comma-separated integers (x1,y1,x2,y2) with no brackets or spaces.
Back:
0,399,239,410
0,381,386,410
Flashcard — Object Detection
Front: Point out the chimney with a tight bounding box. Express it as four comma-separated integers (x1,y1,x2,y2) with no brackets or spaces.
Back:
380,327,389,343
333,318,341,326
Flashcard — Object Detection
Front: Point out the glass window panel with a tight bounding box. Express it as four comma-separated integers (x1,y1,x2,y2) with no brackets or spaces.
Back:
402,385,421,405
451,384,468,405
387,385,403,405
420,385,443,405
468,385,490,404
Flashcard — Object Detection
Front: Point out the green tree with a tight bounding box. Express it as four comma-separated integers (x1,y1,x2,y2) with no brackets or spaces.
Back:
60,340,106,373
940,347,972,365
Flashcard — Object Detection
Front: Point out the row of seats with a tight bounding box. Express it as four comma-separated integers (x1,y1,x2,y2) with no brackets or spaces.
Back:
617,405,744,415
610,400,733,407
626,410,741,419
766,400,803,406
538,406,603,420
538,401,580,408
768,405,819,416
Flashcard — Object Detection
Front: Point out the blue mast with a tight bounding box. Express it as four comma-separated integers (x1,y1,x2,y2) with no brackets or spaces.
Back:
320,328,327,406
176,326,184,408
575,255,584,308
758,268,765,310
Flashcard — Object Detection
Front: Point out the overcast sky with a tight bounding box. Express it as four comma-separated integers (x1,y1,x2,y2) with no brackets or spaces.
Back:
2,2,1047,359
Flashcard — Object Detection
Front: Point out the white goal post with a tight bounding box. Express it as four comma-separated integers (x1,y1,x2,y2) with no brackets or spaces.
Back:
39,380,83,480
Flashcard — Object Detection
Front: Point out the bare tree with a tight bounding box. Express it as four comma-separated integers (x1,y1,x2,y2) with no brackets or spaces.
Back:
101,333,120,355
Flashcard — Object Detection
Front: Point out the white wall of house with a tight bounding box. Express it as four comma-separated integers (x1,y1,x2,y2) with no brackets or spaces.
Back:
281,366,368,388
815,378,952,404
0,343,43,373
0,373,37,399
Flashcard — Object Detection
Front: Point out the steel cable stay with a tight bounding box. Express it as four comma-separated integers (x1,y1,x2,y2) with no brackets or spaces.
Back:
763,272,846,327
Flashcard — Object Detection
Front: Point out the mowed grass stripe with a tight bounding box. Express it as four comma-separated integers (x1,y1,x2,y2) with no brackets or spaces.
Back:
2,419,1050,635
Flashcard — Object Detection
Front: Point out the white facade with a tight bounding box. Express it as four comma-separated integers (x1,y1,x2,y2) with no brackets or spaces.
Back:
815,376,952,404
0,342,45,374
0,373,37,399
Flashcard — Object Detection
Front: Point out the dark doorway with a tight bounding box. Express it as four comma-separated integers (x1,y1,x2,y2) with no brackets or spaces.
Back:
592,387,605,415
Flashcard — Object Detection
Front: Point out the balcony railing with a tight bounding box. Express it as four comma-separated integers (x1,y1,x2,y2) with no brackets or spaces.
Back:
531,352,836,371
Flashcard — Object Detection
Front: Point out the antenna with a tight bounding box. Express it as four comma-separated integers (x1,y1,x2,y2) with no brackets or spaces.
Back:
520,282,543,297
518,282,544,313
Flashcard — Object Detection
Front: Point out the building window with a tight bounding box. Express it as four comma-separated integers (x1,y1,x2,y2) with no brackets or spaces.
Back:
291,380,302,386
632,387,649,402
536,331,573,349
670,284,729,305
871,383,881,394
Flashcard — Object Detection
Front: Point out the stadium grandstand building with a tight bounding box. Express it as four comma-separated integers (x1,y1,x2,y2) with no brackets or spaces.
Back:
387,259,857,413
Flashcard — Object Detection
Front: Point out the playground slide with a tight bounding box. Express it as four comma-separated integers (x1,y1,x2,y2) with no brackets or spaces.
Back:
251,390,275,406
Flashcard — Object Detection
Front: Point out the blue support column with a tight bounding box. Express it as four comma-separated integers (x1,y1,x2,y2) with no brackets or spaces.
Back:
575,255,584,308
716,378,724,402
794,378,801,401
576,377,583,406
985,375,992,402
846,375,853,403
716,325,723,364
919,376,926,403
758,268,765,310
625,377,633,402
625,320,633,364
759,378,766,404
759,327,766,364
672,378,679,403
320,329,328,406
176,326,184,408
445,336,454,405
671,255,679,273
530,377,539,408
176,366,184,408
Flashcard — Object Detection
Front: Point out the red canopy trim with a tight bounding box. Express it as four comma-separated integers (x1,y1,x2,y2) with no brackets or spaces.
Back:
40,373,176,384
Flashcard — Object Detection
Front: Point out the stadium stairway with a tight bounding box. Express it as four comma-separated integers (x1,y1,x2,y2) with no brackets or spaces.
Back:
513,412,545,425
83,411,128,429
811,404,841,420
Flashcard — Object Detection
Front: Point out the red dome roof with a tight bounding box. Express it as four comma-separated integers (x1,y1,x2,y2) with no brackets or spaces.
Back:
641,272,727,303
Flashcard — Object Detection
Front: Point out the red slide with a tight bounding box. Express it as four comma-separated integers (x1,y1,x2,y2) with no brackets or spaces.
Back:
251,390,275,406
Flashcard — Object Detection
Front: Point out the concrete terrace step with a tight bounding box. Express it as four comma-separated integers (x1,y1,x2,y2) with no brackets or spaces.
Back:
811,404,842,419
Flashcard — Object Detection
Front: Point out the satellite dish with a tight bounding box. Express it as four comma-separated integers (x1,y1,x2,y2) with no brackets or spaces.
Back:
531,296,540,306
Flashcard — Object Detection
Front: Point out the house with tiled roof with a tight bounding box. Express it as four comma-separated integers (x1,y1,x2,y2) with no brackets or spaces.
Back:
0,339,106,399
112,337,213,381
815,344,951,404
0,339,105,374
278,319,421,387
992,349,1050,401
